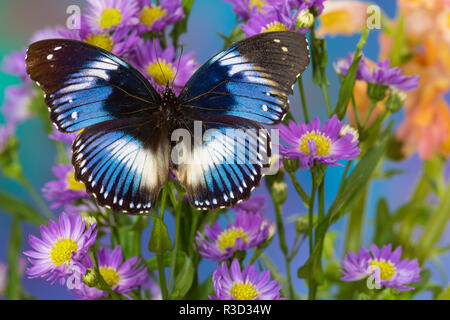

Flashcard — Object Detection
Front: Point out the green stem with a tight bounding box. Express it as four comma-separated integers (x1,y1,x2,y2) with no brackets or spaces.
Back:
188,211,199,258
320,83,333,116
297,77,309,123
351,94,362,130
157,253,169,300
362,100,377,128
308,172,318,300
274,203,294,300
344,186,368,253
156,184,169,300
19,176,54,219
318,179,325,223
287,171,310,206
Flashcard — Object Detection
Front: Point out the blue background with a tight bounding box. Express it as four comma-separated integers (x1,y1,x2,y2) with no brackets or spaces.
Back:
0,0,447,299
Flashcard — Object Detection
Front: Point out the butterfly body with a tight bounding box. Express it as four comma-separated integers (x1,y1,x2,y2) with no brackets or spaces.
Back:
26,32,310,213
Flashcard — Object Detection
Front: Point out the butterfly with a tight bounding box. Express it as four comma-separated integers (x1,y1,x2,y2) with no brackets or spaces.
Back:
26,31,310,214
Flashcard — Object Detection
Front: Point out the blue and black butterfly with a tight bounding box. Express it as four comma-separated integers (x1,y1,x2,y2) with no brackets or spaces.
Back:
26,31,309,214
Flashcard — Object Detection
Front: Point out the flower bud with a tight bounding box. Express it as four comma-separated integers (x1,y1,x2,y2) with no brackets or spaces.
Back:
385,89,407,113
367,83,388,102
271,181,287,205
81,214,97,227
295,215,309,234
295,9,315,29
340,124,359,143
82,268,99,288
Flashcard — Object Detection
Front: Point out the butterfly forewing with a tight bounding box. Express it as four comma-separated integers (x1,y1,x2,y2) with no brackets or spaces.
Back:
26,39,161,132
177,31,310,125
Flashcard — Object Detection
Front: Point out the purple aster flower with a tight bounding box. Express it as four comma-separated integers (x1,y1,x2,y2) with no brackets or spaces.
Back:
131,38,197,94
42,164,90,210
85,0,140,33
2,50,28,82
49,128,78,145
223,0,279,20
242,0,310,37
279,115,361,168
29,26,67,43
336,54,419,92
72,246,149,299
1,85,34,127
61,16,140,58
233,194,266,214
340,244,422,291
288,0,326,14
195,210,270,261
210,258,282,300
137,0,184,34
23,213,97,284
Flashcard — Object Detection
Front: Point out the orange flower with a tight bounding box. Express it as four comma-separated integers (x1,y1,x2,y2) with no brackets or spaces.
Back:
379,0,450,159
317,0,368,37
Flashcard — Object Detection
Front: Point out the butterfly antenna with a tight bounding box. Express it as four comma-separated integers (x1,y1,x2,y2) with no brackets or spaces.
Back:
153,38,168,87
171,46,184,89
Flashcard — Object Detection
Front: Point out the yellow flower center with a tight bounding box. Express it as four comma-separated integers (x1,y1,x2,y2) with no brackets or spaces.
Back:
66,171,86,191
99,8,122,29
249,0,267,12
262,21,289,33
299,130,332,156
147,59,175,86
216,226,248,252
99,266,120,288
85,34,114,52
140,5,167,27
50,238,78,265
369,258,396,281
230,280,259,300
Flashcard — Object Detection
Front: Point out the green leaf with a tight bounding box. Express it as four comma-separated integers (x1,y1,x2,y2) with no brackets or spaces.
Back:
148,217,172,254
415,184,450,263
0,137,23,181
437,286,450,300
309,28,329,87
334,27,369,119
0,191,46,226
146,250,186,271
328,122,392,224
6,218,22,300
373,198,393,245
169,0,195,48
170,253,194,299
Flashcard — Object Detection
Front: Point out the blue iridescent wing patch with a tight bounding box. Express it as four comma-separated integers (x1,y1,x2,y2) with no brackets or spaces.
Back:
178,31,310,125
26,39,161,132
72,118,169,214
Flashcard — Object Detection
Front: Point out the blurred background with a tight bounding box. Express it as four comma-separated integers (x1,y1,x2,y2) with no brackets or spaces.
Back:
0,0,448,299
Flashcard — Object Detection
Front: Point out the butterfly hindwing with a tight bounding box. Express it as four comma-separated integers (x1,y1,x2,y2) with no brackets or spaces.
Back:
177,31,310,125
72,118,170,213
172,114,270,210
26,39,161,132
